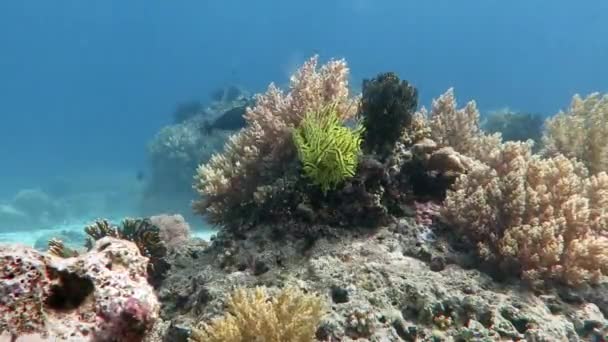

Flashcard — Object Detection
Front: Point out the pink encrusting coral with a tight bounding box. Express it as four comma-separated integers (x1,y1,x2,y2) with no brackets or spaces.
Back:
0,237,159,342
413,200,441,227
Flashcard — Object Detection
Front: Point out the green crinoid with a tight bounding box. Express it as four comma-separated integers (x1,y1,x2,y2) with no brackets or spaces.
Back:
293,104,364,193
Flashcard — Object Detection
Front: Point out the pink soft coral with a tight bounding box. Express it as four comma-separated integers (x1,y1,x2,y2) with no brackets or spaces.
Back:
193,55,358,224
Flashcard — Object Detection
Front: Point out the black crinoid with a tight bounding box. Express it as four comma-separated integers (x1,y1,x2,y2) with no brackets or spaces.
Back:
359,72,418,159
84,218,170,287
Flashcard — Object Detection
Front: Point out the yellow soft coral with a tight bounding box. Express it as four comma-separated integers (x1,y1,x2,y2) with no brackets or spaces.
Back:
543,92,608,175
189,287,325,342
293,104,364,193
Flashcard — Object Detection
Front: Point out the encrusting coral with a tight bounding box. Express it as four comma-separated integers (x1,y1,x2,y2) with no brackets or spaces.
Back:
542,92,608,175
0,238,159,341
189,286,325,342
193,55,358,224
84,218,167,261
293,103,364,193
48,218,170,287
88,218,170,287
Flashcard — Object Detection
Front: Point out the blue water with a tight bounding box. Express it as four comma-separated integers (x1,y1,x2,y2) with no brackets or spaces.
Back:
1,0,607,244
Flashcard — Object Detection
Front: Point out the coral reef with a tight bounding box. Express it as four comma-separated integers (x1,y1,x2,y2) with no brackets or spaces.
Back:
413,88,608,287
84,218,170,287
177,73,607,340
143,90,249,217
193,55,358,225
45,216,190,289
419,88,502,164
203,100,252,132
293,104,364,193
0,237,159,341
5,56,607,341
152,220,608,341
191,58,608,288
150,214,192,249
444,141,608,286
144,115,232,212
209,85,247,104
173,100,205,124
190,287,325,342
542,92,608,175
192,65,483,233
359,72,418,158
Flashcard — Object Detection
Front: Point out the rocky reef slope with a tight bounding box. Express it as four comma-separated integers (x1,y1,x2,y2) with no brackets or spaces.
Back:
153,218,607,341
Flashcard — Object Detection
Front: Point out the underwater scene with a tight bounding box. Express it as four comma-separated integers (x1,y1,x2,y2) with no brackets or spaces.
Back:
1,1,607,341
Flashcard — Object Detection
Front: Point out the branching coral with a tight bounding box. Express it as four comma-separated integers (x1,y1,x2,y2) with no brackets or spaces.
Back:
189,287,325,342
443,141,608,286
542,92,608,175
293,104,364,193
418,88,502,164
193,55,358,224
359,72,418,157
412,88,608,286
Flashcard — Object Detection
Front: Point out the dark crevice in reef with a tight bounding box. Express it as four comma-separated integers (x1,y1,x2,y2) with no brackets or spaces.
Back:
44,268,95,311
